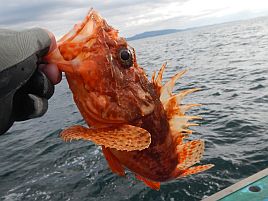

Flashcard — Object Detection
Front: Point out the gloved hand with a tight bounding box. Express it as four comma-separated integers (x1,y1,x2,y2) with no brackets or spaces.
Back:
0,28,61,135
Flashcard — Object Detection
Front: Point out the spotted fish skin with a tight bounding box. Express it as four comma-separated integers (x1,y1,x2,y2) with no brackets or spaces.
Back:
44,9,213,190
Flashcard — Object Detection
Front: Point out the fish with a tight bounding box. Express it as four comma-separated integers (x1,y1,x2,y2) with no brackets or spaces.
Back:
44,9,214,190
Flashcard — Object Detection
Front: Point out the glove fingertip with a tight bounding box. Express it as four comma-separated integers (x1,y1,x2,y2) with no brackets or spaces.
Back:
27,94,48,119
13,93,48,121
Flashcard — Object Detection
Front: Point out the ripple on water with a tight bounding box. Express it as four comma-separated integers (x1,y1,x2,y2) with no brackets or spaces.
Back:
1,16,268,201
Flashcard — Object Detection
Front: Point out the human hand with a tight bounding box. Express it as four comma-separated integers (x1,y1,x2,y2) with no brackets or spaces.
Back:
0,28,62,135
39,30,62,85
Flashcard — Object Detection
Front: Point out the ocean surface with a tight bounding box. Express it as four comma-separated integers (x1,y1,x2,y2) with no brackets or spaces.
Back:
1,16,268,201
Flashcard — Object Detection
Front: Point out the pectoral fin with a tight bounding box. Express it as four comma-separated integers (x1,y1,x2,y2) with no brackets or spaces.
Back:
60,125,151,151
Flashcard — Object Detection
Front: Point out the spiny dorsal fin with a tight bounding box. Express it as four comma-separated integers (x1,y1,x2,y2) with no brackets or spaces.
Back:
160,69,187,104
152,62,167,95
163,88,201,111
151,71,156,83
152,63,187,102
180,104,202,115
152,65,201,139
169,115,202,136
153,64,214,179
163,88,201,121
153,64,203,141
155,62,166,86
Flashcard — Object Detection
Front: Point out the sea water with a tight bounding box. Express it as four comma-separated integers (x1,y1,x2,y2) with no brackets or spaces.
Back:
0,16,268,201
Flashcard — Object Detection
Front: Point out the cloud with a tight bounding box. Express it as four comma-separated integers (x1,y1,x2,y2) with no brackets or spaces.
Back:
0,0,187,25
0,0,267,38
0,1,79,24
0,0,187,37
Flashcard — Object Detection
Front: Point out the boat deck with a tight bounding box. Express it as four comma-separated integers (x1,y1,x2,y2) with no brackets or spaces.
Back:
203,168,268,201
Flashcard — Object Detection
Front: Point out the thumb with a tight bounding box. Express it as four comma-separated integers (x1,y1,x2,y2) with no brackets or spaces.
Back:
44,29,57,54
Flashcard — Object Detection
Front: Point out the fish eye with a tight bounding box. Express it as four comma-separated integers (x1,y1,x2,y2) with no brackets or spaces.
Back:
119,48,133,68
121,50,130,60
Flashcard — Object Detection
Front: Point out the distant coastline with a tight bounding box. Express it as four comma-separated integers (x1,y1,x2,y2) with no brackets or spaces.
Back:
126,29,182,41
126,15,268,41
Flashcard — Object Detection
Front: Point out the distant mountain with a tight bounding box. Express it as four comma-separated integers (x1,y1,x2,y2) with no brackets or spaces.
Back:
126,29,182,41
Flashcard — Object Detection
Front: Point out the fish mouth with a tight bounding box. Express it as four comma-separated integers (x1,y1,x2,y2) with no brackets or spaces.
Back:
44,9,105,68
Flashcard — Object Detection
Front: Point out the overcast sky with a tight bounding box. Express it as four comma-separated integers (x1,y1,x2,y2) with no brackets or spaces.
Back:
0,0,268,38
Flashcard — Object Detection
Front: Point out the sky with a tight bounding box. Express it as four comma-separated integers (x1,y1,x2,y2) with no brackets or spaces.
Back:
0,0,268,38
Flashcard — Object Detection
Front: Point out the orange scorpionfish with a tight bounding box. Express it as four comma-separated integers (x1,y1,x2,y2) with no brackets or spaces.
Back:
45,9,213,190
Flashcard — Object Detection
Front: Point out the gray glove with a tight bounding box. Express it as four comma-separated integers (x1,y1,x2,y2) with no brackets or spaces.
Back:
0,28,54,135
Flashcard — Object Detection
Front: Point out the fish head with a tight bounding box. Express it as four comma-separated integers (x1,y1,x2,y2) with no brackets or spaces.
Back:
46,10,155,125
